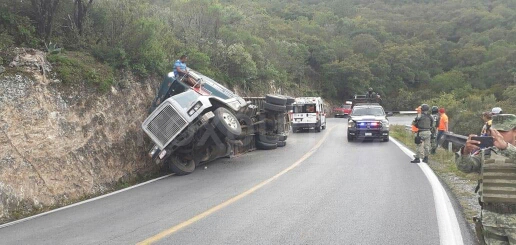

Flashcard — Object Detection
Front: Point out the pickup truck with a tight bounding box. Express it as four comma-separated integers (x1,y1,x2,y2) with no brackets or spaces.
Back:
347,103,393,142
142,71,291,175
333,103,352,118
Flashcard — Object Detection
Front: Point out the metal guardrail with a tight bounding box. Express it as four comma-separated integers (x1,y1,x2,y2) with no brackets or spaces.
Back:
442,132,467,147
440,132,468,152
404,125,467,152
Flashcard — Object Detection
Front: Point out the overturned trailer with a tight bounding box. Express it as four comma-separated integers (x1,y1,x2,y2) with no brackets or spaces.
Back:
142,71,294,175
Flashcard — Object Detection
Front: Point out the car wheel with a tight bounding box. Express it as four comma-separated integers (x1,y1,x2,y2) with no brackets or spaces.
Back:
213,107,242,140
167,155,196,176
278,134,287,141
277,141,286,147
322,124,326,130
347,134,353,142
265,94,287,106
256,139,278,150
264,102,287,112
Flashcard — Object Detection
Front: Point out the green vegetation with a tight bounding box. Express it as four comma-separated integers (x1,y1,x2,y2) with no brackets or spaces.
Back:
1,0,515,131
48,52,115,91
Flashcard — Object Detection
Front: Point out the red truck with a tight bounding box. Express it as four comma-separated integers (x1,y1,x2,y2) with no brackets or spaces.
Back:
333,101,352,118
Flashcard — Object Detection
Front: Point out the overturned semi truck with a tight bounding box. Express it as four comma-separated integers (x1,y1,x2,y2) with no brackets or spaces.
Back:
142,70,294,175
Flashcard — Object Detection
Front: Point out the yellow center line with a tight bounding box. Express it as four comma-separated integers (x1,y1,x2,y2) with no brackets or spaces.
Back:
137,125,337,245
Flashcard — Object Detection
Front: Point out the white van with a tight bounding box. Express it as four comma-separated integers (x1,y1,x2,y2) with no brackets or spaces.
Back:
291,97,327,133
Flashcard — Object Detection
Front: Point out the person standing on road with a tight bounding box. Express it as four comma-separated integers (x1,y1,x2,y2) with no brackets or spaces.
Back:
435,107,449,147
481,111,493,136
430,106,439,154
455,114,516,244
411,104,434,163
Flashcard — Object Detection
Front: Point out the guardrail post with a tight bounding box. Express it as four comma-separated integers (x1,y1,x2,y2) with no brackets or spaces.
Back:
448,142,453,152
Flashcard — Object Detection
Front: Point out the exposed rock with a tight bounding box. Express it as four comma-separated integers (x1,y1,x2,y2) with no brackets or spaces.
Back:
0,48,160,223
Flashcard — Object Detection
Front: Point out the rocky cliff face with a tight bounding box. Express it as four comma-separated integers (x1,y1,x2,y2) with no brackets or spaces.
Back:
0,48,159,223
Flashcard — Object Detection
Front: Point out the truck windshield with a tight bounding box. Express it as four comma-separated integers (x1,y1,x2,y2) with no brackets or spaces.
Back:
196,75,233,100
172,90,200,110
352,107,384,116
294,104,317,113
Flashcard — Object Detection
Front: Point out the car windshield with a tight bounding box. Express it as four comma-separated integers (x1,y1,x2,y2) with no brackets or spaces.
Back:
352,107,384,116
294,104,317,113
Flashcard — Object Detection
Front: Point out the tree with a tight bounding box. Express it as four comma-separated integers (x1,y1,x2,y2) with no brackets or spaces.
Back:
429,70,467,93
30,0,60,40
74,0,94,36
352,34,382,58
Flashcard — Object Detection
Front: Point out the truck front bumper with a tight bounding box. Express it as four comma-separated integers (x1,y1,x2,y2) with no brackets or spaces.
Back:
292,122,320,129
348,129,389,138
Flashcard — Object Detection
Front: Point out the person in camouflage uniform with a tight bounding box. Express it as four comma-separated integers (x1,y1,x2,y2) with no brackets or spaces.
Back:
455,114,516,245
411,104,434,163
430,106,439,154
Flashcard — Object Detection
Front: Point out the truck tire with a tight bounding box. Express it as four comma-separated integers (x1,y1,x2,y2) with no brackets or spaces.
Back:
167,155,196,176
266,94,287,106
256,140,277,150
256,134,279,145
278,134,287,141
236,114,253,139
213,107,242,140
286,97,295,105
264,102,286,112
277,141,286,147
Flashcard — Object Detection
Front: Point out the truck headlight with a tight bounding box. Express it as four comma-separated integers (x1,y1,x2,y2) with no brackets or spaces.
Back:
188,102,203,116
348,120,355,128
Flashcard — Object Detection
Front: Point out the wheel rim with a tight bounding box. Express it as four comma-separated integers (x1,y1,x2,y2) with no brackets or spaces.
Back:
222,112,238,130
176,157,191,167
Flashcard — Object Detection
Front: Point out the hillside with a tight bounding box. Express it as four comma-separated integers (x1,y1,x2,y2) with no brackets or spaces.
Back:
2,0,516,105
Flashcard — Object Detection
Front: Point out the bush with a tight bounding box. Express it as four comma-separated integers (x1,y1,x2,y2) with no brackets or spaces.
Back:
48,52,115,91
0,9,39,48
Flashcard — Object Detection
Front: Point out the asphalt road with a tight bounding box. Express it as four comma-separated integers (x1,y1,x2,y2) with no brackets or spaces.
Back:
0,117,473,245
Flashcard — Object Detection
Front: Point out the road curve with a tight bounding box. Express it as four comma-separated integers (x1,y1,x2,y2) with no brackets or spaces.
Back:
0,117,474,245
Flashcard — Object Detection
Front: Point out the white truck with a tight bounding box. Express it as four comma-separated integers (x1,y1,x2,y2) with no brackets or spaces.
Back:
291,97,327,133
142,70,293,175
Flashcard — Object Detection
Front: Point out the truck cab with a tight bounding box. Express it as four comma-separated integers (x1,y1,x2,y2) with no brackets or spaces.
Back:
291,97,327,133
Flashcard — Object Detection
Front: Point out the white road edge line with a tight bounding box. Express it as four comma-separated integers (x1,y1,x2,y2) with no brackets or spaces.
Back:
0,174,173,229
390,137,464,245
